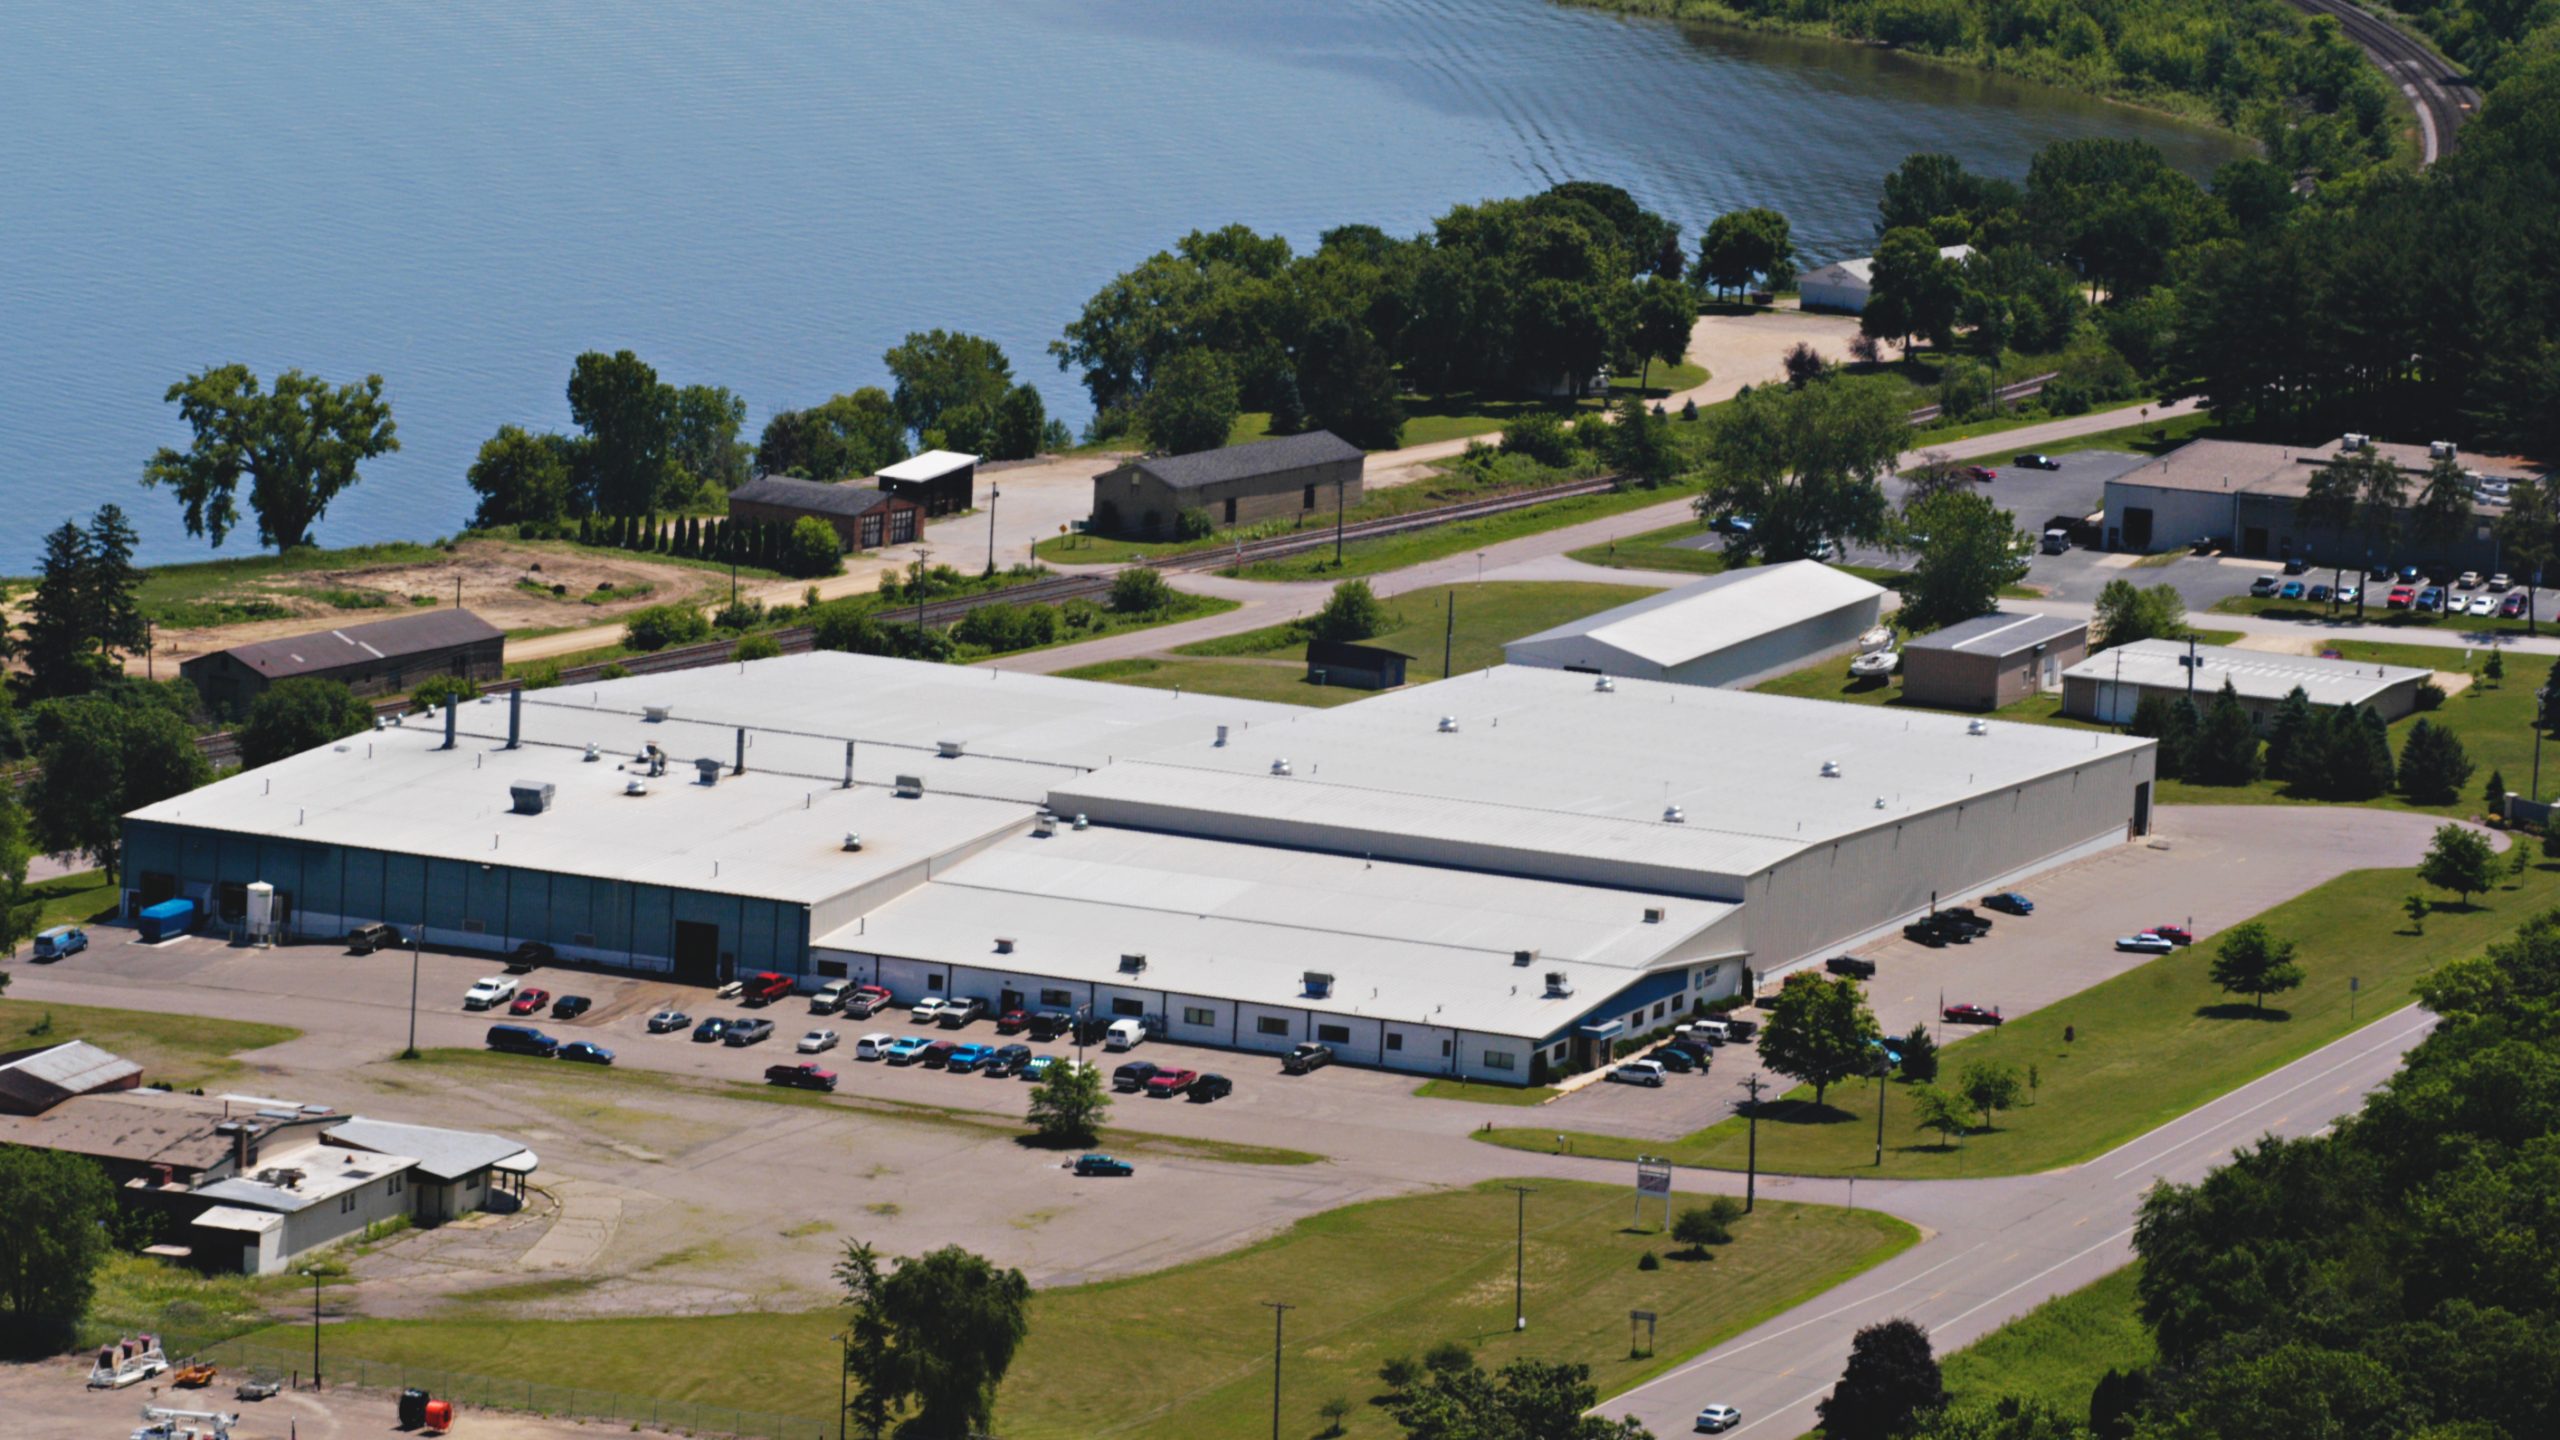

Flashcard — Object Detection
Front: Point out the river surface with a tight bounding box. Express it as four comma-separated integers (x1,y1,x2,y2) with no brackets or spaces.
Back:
0,0,2241,565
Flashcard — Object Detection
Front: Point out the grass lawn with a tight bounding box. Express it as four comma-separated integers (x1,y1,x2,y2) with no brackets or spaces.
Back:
18,868,121,935
1232,481,1703,583
1481,855,2560,1179
1941,1265,2151,1415
2008,411,2222,462
1413,1077,1560,1106
122,541,454,626
1057,582,1653,705
411,1048,1319,1168
0,998,299,1091
1568,519,1730,577
240,1180,1914,1439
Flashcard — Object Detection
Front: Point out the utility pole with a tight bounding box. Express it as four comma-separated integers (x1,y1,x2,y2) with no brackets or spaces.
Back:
986,484,1001,577
1334,477,1345,567
1874,1054,1890,1167
1738,1073,1767,1212
837,1330,851,1440
1508,1184,1533,1331
913,547,933,633
1262,1301,1294,1440
306,1269,322,1388
404,927,421,1059
1443,590,1455,680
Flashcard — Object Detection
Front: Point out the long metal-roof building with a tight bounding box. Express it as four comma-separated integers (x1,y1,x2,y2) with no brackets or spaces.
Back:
1501,562,1887,688
125,653,2154,1082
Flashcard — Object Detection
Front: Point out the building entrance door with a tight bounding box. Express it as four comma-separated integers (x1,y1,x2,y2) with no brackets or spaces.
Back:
673,921,720,984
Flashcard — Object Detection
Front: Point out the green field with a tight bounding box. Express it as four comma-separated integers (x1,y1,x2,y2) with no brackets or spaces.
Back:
0,999,299,1091
1567,519,1730,576
1482,857,2553,1179
1230,482,1703,583
243,1180,1913,1439
17,868,120,936
1941,1265,2151,1415
1057,581,1653,705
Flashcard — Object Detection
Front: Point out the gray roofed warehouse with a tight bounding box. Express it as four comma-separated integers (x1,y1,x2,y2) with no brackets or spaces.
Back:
1900,611,2089,711
179,608,504,716
1092,431,1364,539
2060,639,2434,725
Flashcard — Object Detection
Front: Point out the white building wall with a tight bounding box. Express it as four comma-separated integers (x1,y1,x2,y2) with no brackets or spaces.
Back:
261,1170,414,1274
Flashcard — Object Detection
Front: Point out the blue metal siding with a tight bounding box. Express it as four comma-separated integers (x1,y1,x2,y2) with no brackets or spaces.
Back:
1539,967,1698,1049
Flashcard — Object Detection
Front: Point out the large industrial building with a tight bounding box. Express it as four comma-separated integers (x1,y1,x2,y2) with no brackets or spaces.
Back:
2100,436,2523,564
1502,562,1886,689
124,654,2154,1082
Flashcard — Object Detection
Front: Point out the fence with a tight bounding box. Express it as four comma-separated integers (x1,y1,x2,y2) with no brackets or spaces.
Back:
181,1334,838,1440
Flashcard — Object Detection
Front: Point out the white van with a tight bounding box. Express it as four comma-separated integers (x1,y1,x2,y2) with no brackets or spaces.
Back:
1103,1018,1146,1051
1684,1019,1730,1046
854,1033,898,1061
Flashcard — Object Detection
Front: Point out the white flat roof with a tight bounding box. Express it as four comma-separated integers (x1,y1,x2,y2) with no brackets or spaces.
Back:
1505,562,1884,670
2061,640,2432,706
820,827,1735,1036
193,1140,413,1215
877,449,977,482
191,1204,283,1234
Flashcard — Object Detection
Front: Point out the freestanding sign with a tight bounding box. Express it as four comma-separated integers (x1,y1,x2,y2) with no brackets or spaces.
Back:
1634,1157,1673,1231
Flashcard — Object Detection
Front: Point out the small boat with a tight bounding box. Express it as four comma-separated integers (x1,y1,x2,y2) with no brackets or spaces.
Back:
1848,649,1900,678
1855,626,1894,654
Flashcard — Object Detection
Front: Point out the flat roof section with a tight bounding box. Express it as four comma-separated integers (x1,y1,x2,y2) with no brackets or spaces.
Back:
877,449,978,482
1907,612,2087,658
1505,561,1884,670
2061,640,2433,706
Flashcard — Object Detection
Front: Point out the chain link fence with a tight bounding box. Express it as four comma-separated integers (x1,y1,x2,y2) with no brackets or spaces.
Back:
178,1334,838,1440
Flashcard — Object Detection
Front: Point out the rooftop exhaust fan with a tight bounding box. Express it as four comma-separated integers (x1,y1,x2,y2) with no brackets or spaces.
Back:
1119,953,1147,974
995,937,1016,954
1437,715,1459,733
694,757,724,786
1663,805,1686,823
1071,813,1089,830
1967,719,1989,736
624,779,648,796
1271,757,1293,776
895,774,924,798
1215,724,1229,747
936,739,966,758
583,742,600,762
1594,675,1616,692
1513,949,1537,966
643,705,672,722
1874,796,1888,809
1819,760,1841,778
842,832,864,851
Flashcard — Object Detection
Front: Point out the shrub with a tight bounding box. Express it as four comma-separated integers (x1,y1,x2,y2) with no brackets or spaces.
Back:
1637,1250,1662,1271
407,674,482,713
598,663,631,680
713,598,765,632
1309,579,1388,643
518,663,563,691
1571,414,1611,453
1174,508,1217,541
953,601,1059,654
1110,567,1174,615
1423,1341,1473,1377
2415,680,2447,711
624,603,713,652
1500,411,1579,468
781,517,844,579
1378,1355,1421,1395
733,634,783,662
1060,598,1104,631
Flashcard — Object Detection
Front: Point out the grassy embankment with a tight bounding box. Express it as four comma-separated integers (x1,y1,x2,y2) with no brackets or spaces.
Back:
239,1180,1912,1440
1941,1265,2153,1416
1481,853,2548,1178
0,998,298,1094
1217,361,1713,452
1058,581,1653,706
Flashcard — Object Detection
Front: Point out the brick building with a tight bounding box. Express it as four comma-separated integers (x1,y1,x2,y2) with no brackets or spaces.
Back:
1092,431,1364,539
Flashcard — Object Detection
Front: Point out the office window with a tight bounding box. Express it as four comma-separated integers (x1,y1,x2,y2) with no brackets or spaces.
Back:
341,1194,357,1214
1552,1042,1570,1061
1442,1039,1453,1056
1256,1016,1290,1036
390,1173,403,1195
1651,1000,1667,1020
1385,1033,1403,1051
1484,1050,1517,1071
928,973,944,989
1111,997,1144,1017
1040,988,1074,1007
1183,1006,1215,1027
1317,1023,1350,1044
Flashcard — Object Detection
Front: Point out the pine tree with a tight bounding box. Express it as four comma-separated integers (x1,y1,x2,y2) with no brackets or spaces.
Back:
2350,706,2398,800
2263,685,2315,781
2486,767,2509,812
2398,719,2475,805
2190,680,2262,786
2129,694,2198,780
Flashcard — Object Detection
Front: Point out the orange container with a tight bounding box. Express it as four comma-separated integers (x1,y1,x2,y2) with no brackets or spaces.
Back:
423,1397,454,1432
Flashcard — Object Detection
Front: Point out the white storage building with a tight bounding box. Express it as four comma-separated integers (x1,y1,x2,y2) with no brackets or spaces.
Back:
1502,561,1887,688
1797,244,1974,313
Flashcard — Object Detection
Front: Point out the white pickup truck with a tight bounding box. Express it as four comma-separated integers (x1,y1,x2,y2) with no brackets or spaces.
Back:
463,976,518,1010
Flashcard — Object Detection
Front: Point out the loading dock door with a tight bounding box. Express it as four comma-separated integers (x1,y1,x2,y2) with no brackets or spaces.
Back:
2133,780,2153,837
2090,681,2141,726
674,921,720,985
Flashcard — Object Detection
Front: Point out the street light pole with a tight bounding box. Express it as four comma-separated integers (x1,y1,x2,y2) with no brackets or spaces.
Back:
837,1330,851,1440
404,927,421,1059
306,1269,322,1389
1334,478,1345,567
1508,1185,1534,1331
913,547,933,633
1262,1301,1294,1440
1738,1073,1767,1212
1875,1058,1888,1166
986,485,1001,577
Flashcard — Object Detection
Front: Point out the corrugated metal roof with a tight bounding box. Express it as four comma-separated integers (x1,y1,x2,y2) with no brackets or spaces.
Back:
324,1117,529,1183
1504,562,1884,670
1908,611,2087,658
1124,431,1362,491
876,449,978,482
729,476,900,518
207,609,502,681
0,1041,142,1101
2063,640,2433,707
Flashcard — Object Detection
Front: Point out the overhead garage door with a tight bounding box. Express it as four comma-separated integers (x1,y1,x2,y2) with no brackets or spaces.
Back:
2089,681,2141,725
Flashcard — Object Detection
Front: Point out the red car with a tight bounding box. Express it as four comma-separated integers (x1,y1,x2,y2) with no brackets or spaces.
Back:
2387,586,2416,609
741,972,796,1007
1942,1004,2004,1026
508,987,551,1016
995,1009,1030,1035
1144,1068,1199,1097
1964,466,1996,483
920,1039,958,1068
764,1062,838,1092
2148,925,2194,946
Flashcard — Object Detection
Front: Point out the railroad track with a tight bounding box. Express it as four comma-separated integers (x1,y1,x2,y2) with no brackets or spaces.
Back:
2289,0,2473,162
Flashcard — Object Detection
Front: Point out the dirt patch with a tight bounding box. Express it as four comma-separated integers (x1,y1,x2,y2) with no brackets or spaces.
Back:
140,539,728,671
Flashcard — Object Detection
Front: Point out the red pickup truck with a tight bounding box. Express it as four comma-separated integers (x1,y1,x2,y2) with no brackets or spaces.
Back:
741,972,796,1007
764,1062,838,1092
1144,1068,1198,1097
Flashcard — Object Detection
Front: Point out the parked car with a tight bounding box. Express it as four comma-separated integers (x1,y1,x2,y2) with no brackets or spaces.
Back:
2148,924,2194,945
798,1028,839,1053
908,997,949,1024
2399,564,2424,584
1112,1060,1161,1092
1665,1037,1715,1064
855,1033,898,1060
2503,591,2531,618
1696,1404,1743,1433
691,1016,732,1043
741,972,795,1007
485,1024,557,1057
2470,593,2498,616
646,1009,691,1033
946,1043,996,1073
1707,514,1755,536
723,1018,775,1047
987,1043,1033,1076
1938,906,1992,933
810,979,857,1014
1189,1073,1234,1102
2490,573,2514,591
2387,586,2417,609
2308,584,2331,603
1942,1004,2004,1026
938,997,988,1029
2418,586,2446,611
508,988,551,1017
1825,956,1877,979
995,1009,1031,1034
1145,1067,1199,1097
1104,1017,1148,1050
1652,1047,1698,1073
846,984,894,1018
2283,556,2310,575
2278,581,2305,600
1609,1060,1668,1087
1283,1042,1335,1074
1981,891,2034,916
2459,570,2483,588
558,1041,614,1065
919,1039,958,1068
1021,1055,1057,1082
2012,453,2060,470
463,977,517,1010
343,923,399,955
715,979,744,999
1073,1153,1134,1177
1028,1010,1075,1040
2115,933,2177,954
884,1036,932,1065
765,1062,838,1092
551,995,591,1020
1903,919,1952,948
1963,465,1997,483
506,940,554,974
1722,1018,1758,1041
2337,584,2362,604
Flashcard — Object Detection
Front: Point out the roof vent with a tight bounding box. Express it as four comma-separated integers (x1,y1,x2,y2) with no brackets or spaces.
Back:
1437,715,1459,733
2430,440,2458,461
643,706,672,722
1071,813,1089,830
625,779,648,796
1119,953,1147,974
1595,675,1616,692
1819,760,1841,778
1663,805,1686,824
1215,724,1229,747
1513,949,1537,967
995,937,1016,954
1643,907,1665,924
1302,970,1334,999
895,774,924,798
583,743,600,762
1874,796,1888,809
509,781,556,815
1034,814,1058,837
1271,757,1293,776
1543,970,1574,998
694,757,723,786
841,832,863,851
1967,719,1989,736
936,739,966,758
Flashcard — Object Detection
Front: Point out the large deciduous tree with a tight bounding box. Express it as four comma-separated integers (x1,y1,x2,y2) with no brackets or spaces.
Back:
1297,318,1406,450
1388,1356,1656,1440
2209,921,2305,1012
2417,822,2497,906
0,1147,116,1355
1897,489,2027,632
465,425,577,529
884,330,1017,446
238,678,375,769
1862,227,1964,352
143,365,397,550
1696,207,1796,298
2090,579,2186,648
1026,1058,1110,1147
836,1241,1031,1439
1758,973,1880,1108
567,350,677,516
24,698,210,880
757,388,909,481
1697,377,1906,563
1817,1319,1947,1440
1135,347,1240,456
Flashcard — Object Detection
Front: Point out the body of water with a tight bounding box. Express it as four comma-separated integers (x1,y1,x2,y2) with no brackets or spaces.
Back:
0,0,2241,566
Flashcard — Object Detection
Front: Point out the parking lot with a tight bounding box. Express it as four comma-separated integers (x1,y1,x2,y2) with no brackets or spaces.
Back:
0,1356,637,1440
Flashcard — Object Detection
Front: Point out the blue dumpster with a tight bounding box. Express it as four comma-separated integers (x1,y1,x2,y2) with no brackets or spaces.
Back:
136,898,196,942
